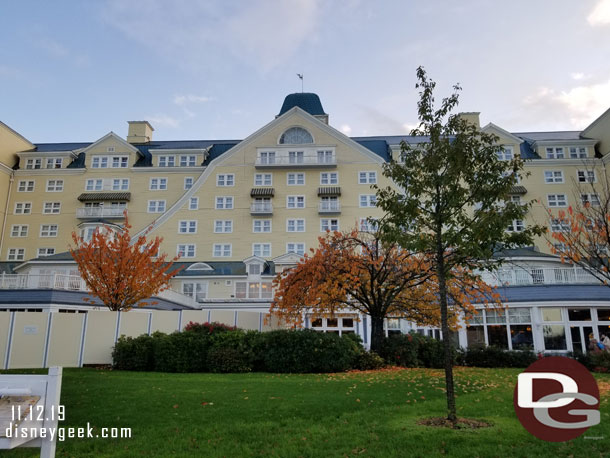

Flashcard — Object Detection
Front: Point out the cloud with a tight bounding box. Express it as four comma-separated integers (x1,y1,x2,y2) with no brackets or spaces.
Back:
35,38,90,67
173,94,213,106
522,79,610,128
102,0,322,72
588,0,610,26
146,114,181,128
340,124,352,135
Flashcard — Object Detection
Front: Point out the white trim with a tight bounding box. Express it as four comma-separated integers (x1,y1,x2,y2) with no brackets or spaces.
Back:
481,123,525,145
80,132,140,155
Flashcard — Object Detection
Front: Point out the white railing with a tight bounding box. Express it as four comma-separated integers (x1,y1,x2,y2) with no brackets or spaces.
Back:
250,202,273,213
318,201,341,212
76,207,127,218
255,156,336,166
0,273,196,307
0,274,88,291
485,267,600,286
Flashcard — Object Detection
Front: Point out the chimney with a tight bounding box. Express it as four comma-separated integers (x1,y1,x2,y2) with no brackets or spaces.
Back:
127,121,154,143
458,112,480,129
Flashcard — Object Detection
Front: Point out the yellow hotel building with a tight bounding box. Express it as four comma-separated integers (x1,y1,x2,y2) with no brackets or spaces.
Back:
1,93,610,353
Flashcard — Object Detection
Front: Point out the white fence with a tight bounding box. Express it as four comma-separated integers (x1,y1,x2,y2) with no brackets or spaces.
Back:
486,267,600,286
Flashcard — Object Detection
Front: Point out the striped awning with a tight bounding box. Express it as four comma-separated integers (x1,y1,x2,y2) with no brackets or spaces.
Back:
78,192,131,202
250,188,275,197
318,186,341,196
510,186,527,195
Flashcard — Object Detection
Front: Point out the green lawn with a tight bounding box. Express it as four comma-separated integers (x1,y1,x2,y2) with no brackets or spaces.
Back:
2,367,609,457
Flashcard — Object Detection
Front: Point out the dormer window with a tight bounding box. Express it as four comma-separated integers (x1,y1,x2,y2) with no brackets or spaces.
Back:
546,147,565,159
496,147,513,161
26,158,42,169
248,264,261,276
569,147,587,158
279,127,313,145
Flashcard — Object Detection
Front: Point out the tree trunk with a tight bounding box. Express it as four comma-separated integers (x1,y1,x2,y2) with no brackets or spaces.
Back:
370,316,385,353
436,253,457,424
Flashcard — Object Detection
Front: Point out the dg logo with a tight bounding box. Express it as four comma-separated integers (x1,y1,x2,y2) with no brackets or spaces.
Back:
514,356,600,442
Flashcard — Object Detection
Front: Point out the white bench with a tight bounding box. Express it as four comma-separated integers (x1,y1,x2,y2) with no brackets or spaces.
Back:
0,367,62,458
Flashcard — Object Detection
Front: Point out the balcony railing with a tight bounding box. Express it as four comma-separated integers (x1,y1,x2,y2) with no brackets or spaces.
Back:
484,267,600,286
318,201,341,213
76,207,127,219
250,202,273,215
0,273,196,307
255,156,336,168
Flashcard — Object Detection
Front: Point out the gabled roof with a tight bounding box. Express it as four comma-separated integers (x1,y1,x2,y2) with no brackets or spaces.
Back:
81,132,140,155
481,123,524,144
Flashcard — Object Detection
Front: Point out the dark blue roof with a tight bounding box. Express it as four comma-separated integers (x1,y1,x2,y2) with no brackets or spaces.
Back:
498,284,610,303
279,93,326,116
33,142,91,152
203,143,240,165
353,140,391,161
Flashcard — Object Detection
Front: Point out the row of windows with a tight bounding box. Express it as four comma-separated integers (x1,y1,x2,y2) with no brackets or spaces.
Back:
10,224,58,238
175,218,350,234
6,247,56,260
24,157,63,169
14,202,61,215
544,146,588,159
182,280,273,302
158,155,198,167
543,169,596,183
176,242,306,259
17,180,63,192
216,171,378,187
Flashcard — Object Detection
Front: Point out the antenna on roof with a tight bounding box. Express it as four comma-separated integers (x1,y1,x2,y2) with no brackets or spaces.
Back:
297,73,303,93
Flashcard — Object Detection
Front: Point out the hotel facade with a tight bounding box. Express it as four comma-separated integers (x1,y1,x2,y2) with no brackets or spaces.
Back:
1,93,610,355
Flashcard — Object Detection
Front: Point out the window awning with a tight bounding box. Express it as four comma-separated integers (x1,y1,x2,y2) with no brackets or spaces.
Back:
318,186,341,196
78,192,131,202
250,188,275,197
510,186,527,195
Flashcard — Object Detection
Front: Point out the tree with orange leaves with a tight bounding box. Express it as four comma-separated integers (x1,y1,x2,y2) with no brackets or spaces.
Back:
271,226,502,352
70,212,183,311
548,165,610,284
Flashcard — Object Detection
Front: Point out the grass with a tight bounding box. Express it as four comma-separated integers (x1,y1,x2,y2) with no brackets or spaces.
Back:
1,367,609,457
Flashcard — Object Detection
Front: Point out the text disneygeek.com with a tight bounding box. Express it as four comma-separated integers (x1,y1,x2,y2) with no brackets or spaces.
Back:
4,423,132,441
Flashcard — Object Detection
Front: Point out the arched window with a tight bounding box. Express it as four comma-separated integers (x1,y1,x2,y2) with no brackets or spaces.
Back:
279,127,313,145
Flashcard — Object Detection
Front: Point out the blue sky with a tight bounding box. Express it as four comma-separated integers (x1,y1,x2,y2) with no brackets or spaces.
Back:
2,0,610,143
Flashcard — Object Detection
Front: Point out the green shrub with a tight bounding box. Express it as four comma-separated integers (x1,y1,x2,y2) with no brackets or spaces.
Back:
206,331,254,373
354,350,385,370
153,331,210,373
589,351,610,373
184,321,237,335
462,345,537,368
379,333,450,368
112,334,156,371
259,329,362,373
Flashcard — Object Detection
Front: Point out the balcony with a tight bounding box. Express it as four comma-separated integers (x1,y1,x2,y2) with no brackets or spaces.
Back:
318,201,341,214
484,267,600,286
250,202,273,215
255,155,336,169
76,207,127,219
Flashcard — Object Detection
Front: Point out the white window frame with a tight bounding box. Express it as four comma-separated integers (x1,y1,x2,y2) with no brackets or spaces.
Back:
544,170,564,184
37,248,55,257
569,146,587,159
215,196,234,210
10,225,28,237
14,202,32,215
178,220,198,234
17,180,35,192
286,218,305,232
85,179,103,191
254,173,273,186
287,173,305,186
42,202,61,214
286,243,305,256
25,158,42,169
177,244,196,258
213,243,232,257
182,281,208,302
286,195,305,209
216,174,235,187
321,218,340,232
45,158,63,169
253,219,272,233
184,177,194,190
46,180,63,192
214,220,233,233
189,197,199,210
180,155,197,167
149,178,168,190
506,220,524,233
7,248,25,261
581,193,600,206
577,170,596,183
358,171,377,184
545,147,565,159
147,200,166,213
252,243,271,257
497,146,514,161
40,224,58,237
359,194,377,208
112,179,129,191
158,156,175,167
91,156,109,168
547,194,567,207
112,156,129,168
320,172,338,185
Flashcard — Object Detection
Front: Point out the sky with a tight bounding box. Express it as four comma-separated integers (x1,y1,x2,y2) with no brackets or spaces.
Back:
2,0,610,143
